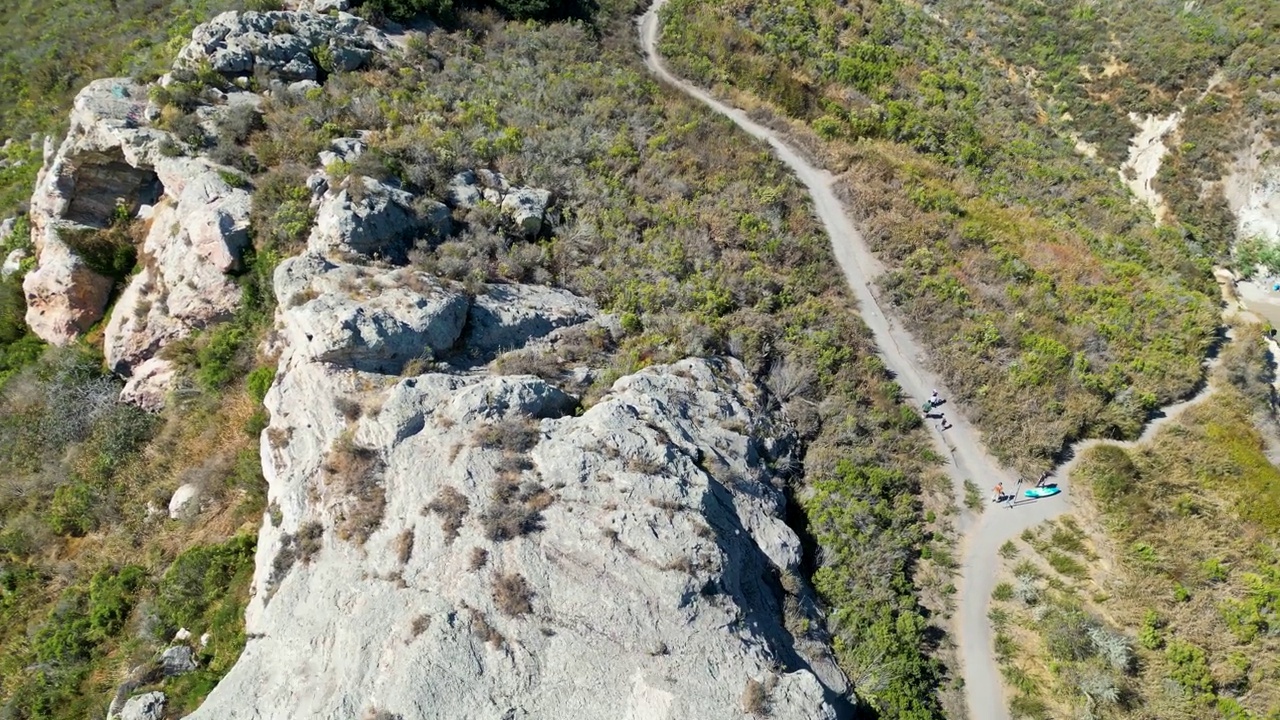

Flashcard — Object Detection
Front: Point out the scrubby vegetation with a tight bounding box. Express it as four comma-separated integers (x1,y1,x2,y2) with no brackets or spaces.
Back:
657,0,1230,474
928,0,1280,254
991,325,1280,718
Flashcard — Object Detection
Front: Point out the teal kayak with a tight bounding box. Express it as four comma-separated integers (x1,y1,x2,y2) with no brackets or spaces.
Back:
1024,486,1061,498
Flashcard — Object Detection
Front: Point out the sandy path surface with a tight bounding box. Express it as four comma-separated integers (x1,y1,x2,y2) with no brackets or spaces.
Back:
638,5,1226,718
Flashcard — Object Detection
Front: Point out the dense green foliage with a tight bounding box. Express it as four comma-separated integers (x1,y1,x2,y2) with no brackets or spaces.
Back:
658,0,1223,473
806,462,940,717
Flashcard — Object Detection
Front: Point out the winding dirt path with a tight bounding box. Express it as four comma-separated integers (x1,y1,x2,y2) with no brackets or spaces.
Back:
637,4,1227,718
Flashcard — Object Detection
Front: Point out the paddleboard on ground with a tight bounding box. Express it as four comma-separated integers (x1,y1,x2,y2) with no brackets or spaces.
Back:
1024,486,1061,499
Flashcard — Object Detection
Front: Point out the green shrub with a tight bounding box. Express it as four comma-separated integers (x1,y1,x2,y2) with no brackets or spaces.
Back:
87,565,146,640
1047,551,1087,580
1137,610,1163,650
156,534,257,637
1165,639,1213,697
47,481,96,537
195,324,246,391
60,224,139,281
992,582,1014,602
247,366,275,404
33,590,95,664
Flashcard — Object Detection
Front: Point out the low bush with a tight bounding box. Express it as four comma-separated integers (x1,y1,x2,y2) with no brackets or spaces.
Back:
491,572,533,616
60,222,141,281
425,486,470,543
323,436,387,546
156,534,257,639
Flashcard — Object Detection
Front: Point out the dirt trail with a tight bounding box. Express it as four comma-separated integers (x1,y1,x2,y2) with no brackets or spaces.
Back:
638,4,1226,719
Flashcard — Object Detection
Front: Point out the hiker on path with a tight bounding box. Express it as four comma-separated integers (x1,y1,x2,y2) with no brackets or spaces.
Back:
992,482,1004,503
930,389,941,406
1007,478,1024,508
1036,471,1051,488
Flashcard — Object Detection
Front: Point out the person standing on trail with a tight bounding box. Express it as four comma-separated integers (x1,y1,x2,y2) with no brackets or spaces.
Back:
930,389,941,406
1007,478,1023,508
992,482,1004,503
1036,471,1051,488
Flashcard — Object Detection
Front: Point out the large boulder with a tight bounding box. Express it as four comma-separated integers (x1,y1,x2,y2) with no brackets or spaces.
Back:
114,692,165,720
160,645,199,676
274,253,470,373
308,176,446,258
169,483,202,520
464,283,598,355
501,186,552,236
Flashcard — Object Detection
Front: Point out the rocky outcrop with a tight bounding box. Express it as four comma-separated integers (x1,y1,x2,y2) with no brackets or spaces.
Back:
274,253,469,372
174,10,389,82
308,176,449,258
23,77,252,361
178,192,845,716
464,283,599,355
113,692,165,720
1224,129,1280,246
21,7,401,405
447,169,553,236
103,171,251,377
191,351,839,718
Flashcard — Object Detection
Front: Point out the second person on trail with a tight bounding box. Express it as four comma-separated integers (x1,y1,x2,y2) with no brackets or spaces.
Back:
992,482,1004,503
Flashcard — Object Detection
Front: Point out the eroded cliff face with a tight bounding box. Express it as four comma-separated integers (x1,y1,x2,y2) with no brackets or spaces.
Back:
1224,128,1280,246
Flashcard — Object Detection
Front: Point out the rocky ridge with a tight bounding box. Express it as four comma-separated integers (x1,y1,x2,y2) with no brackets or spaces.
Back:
186,254,843,717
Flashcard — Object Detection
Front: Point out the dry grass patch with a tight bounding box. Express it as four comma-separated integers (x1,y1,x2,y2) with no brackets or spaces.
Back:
322,434,387,546
471,417,540,453
424,486,470,543
480,477,552,541
394,528,414,565
492,573,533,616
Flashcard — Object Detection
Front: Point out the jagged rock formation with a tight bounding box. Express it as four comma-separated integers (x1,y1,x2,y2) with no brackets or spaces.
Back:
23,78,254,349
175,157,845,715
21,8,556,409
185,256,842,716
174,10,389,82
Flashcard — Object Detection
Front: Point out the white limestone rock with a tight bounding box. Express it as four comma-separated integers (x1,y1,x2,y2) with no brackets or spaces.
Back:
308,176,435,257
115,692,165,720
119,358,178,411
174,10,389,82
501,186,552,236
274,253,469,372
169,483,202,520
186,341,840,719
2,248,28,278
465,283,598,355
